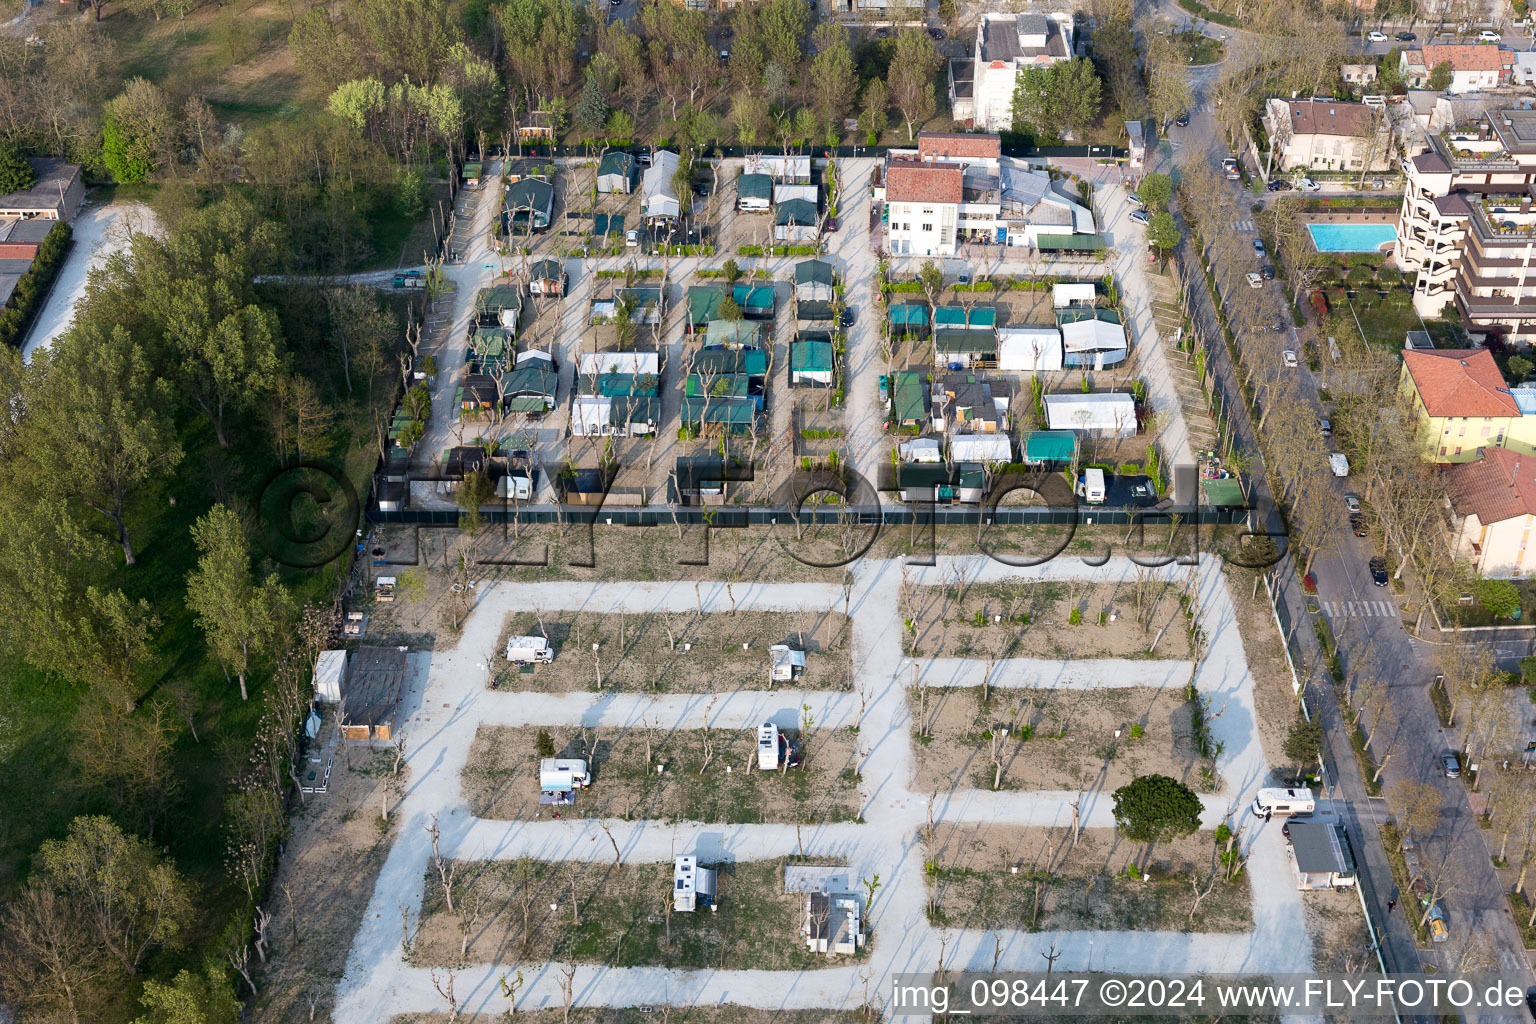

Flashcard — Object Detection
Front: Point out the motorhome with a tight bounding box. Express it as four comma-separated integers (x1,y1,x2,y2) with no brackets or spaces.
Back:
758,723,781,770
1250,787,1316,819
1082,467,1106,505
506,635,553,663
539,758,590,793
1329,453,1350,478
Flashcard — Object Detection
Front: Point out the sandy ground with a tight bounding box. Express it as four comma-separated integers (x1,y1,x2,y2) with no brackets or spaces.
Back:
463,724,862,824
489,609,851,692
1305,887,1378,974
905,579,1197,660
1222,566,1306,780
908,685,1211,796
925,823,1252,934
22,201,159,361
412,856,856,972
252,749,402,1024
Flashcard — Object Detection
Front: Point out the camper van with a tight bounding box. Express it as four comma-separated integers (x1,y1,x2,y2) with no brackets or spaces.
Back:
673,856,718,912
1329,453,1350,478
1082,467,1106,505
1250,787,1316,819
758,723,781,770
539,758,590,793
506,635,553,663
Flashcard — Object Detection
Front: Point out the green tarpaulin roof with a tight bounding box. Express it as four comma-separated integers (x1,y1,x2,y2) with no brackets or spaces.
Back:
737,173,773,200
705,319,763,347
476,286,522,315
893,372,926,423
1024,430,1077,463
1036,233,1105,251
593,213,625,235
935,306,966,326
969,307,997,327
530,258,562,280
888,304,929,325
595,373,659,397
776,199,818,226
687,285,728,324
935,329,998,354
732,283,775,311
681,394,758,427
503,364,557,398
597,151,635,177
685,374,750,398
610,396,658,425
794,259,835,286
1058,306,1121,325
689,347,767,375
470,328,509,356
791,339,834,373
1204,479,1247,506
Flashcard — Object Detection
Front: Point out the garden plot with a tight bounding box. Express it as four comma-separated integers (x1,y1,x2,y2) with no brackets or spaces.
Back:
923,823,1251,933
491,609,851,692
463,724,862,824
413,857,865,970
907,685,1216,794
904,579,1197,660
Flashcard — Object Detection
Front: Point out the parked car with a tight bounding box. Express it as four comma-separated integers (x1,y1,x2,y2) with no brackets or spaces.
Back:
1282,349,1298,368
1442,752,1461,778
1369,557,1389,587
1267,179,1293,192
1175,112,1190,127
1222,157,1240,180
1479,29,1501,41
1427,900,1449,942
636,151,651,166
1396,31,1416,40
1261,264,1275,279
719,49,730,61
874,27,890,37
928,27,945,39
1344,493,1361,514
1130,209,1151,225
1253,238,1266,258
625,229,639,248
825,216,839,232
1128,191,1144,207
1298,178,1321,192
1368,30,1388,41
1319,417,1331,435
1246,272,1263,288
1350,514,1367,537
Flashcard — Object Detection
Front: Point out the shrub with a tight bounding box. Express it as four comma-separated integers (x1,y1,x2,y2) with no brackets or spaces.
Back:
0,221,70,350
1068,608,1083,625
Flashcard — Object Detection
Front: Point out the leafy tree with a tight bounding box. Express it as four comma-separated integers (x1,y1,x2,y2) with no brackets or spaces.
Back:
1428,61,1453,91
0,137,35,194
1148,211,1182,252
1056,58,1102,137
918,259,944,314
1283,714,1325,768
575,71,608,136
101,78,176,183
458,468,494,534
132,963,241,1024
859,78,889,139
1013,59,1100,139
186,504,290,701
34,815,194,975
722,258,741,283
606,109,635,141
1479,579,1521,619
1111,774,1202,844
810,22,857,128
1509,354,1534,381
536,728,556,757
888,29,939,140
719,296,744,321
1138,172,1173,212
730,93,770,146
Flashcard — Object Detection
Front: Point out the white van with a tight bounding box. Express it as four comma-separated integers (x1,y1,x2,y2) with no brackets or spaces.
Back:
539,758,590,793
1250,787,1316,819
506,635,553,663
1082,467,1106,505
1329,453,1350,478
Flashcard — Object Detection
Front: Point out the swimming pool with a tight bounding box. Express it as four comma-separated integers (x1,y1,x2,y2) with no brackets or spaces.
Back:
1307,222,1397,252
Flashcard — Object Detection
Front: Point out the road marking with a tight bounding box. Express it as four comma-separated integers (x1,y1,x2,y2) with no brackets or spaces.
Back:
1324,600,1398,617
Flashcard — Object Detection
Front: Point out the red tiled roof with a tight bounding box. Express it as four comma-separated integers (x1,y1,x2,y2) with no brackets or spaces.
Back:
1284,99,1374,138
886,160,964,205
918,132,1001,161
1421,44,1504,73
1444,446,1536,525
1403,348,1519,417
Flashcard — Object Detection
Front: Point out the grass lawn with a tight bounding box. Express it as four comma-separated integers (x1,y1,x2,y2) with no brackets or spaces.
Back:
1338,289,1460,351
1170,28,1225,64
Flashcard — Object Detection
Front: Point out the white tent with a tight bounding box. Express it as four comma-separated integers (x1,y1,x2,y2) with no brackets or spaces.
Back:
642,151,682,219
1043,393,1137,438
1060,317,1128,369
314,649,346,703
997,327,1062,372
899,437,943,463
1053,282,1096,308
950,433,1013,463
571,396,612,436
773,183,819,205
745,153,811,183
578,351,660,377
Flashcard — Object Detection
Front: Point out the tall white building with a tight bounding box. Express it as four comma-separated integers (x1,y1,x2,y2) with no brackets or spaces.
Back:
949,11,1075,131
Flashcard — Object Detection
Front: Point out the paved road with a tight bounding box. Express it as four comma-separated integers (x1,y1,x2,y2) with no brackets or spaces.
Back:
1164,25,1536,1007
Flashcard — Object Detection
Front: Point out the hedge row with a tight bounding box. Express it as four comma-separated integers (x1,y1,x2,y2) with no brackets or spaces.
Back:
0,221,70,350
738,244,819,256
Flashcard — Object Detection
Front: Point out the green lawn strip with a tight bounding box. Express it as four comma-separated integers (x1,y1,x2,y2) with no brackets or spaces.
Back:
1378,823,1431,946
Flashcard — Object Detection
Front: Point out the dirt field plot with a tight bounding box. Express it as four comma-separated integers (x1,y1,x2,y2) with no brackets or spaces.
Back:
464,724,862,823
904,579,1197,660
908,685,1216,794
490,609,850,692
924,823,1251,933
1305,887,1375,973
415,857,865,970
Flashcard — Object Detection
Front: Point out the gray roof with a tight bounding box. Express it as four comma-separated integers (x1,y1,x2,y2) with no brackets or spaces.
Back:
1289,823,1355,876
738,173,773,200
0,158,79,213
795,259,835,286
344,647,407,728
776,199,818,226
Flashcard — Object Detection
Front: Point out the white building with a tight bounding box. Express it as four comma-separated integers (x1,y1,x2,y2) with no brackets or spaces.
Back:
1399,45,1509,94
884,156,1093,255
997,326,1062,372
1517,52,1536,86
578,351,660,377
951,11,1075,131
744,153,811,184
803,891,864,954
1443,445,1536,577
642,150,682,220
1263,98,1391,174
1043,393,1137,437
950,432,1013,463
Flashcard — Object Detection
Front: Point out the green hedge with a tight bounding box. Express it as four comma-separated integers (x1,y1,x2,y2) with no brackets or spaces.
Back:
738,244,818,256
594,268,665,279
694,268,772,279
0,221,70,350
1176,0,1244,28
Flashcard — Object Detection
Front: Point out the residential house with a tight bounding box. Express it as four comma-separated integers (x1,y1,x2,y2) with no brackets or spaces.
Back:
890,462,988,504
802,891,864,955
887,303,930,336
688,346,767,378
339,647,407,742
505,176,554,231
737,172,773,212
915,131,1001,173
685,285,729,331
502,350,558,415
934,328,998,368
1341,63,1379,86
733,281,776,319
1042,393,1137,437
528,258,565,297
642,150,682,221
950,12,1075,130
885,160,964,255
476,284,524,332
1263,98,1391,174
930,373,1009,433
997,325,1063,372
0,158,84,222
1398,348,1536,461
0,219,56,258
1516,51,1536,86
596,150,638,194
1400,45,1509,93
790,333,835,387
1287,823,1357,891
950,433,1013,463
794,258,837,320
1444,445,1536,577
1058,307,1128,368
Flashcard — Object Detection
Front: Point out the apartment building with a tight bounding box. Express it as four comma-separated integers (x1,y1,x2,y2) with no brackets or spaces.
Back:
1398,347,1536,461
1443,446,1536,577
950,11,1075,131
1396,108,1536,336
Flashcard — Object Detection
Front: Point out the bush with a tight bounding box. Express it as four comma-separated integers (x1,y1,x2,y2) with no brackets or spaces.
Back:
0,221,70,350
1068,608,1083,625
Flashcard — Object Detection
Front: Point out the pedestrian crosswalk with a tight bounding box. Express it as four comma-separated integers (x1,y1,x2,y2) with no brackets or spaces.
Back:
1321,600,1398,618
1232,219,1255,232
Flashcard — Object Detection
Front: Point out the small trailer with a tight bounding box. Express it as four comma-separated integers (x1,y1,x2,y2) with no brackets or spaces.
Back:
506,635,553,664
758,723,781,770
770,644,806,684
673,855,717,912
393,270,425,289
374,576,396,602
539,757,589,805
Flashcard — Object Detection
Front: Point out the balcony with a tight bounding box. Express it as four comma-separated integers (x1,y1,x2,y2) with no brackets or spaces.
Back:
1434,133,1524,171
1455,278,1536,318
